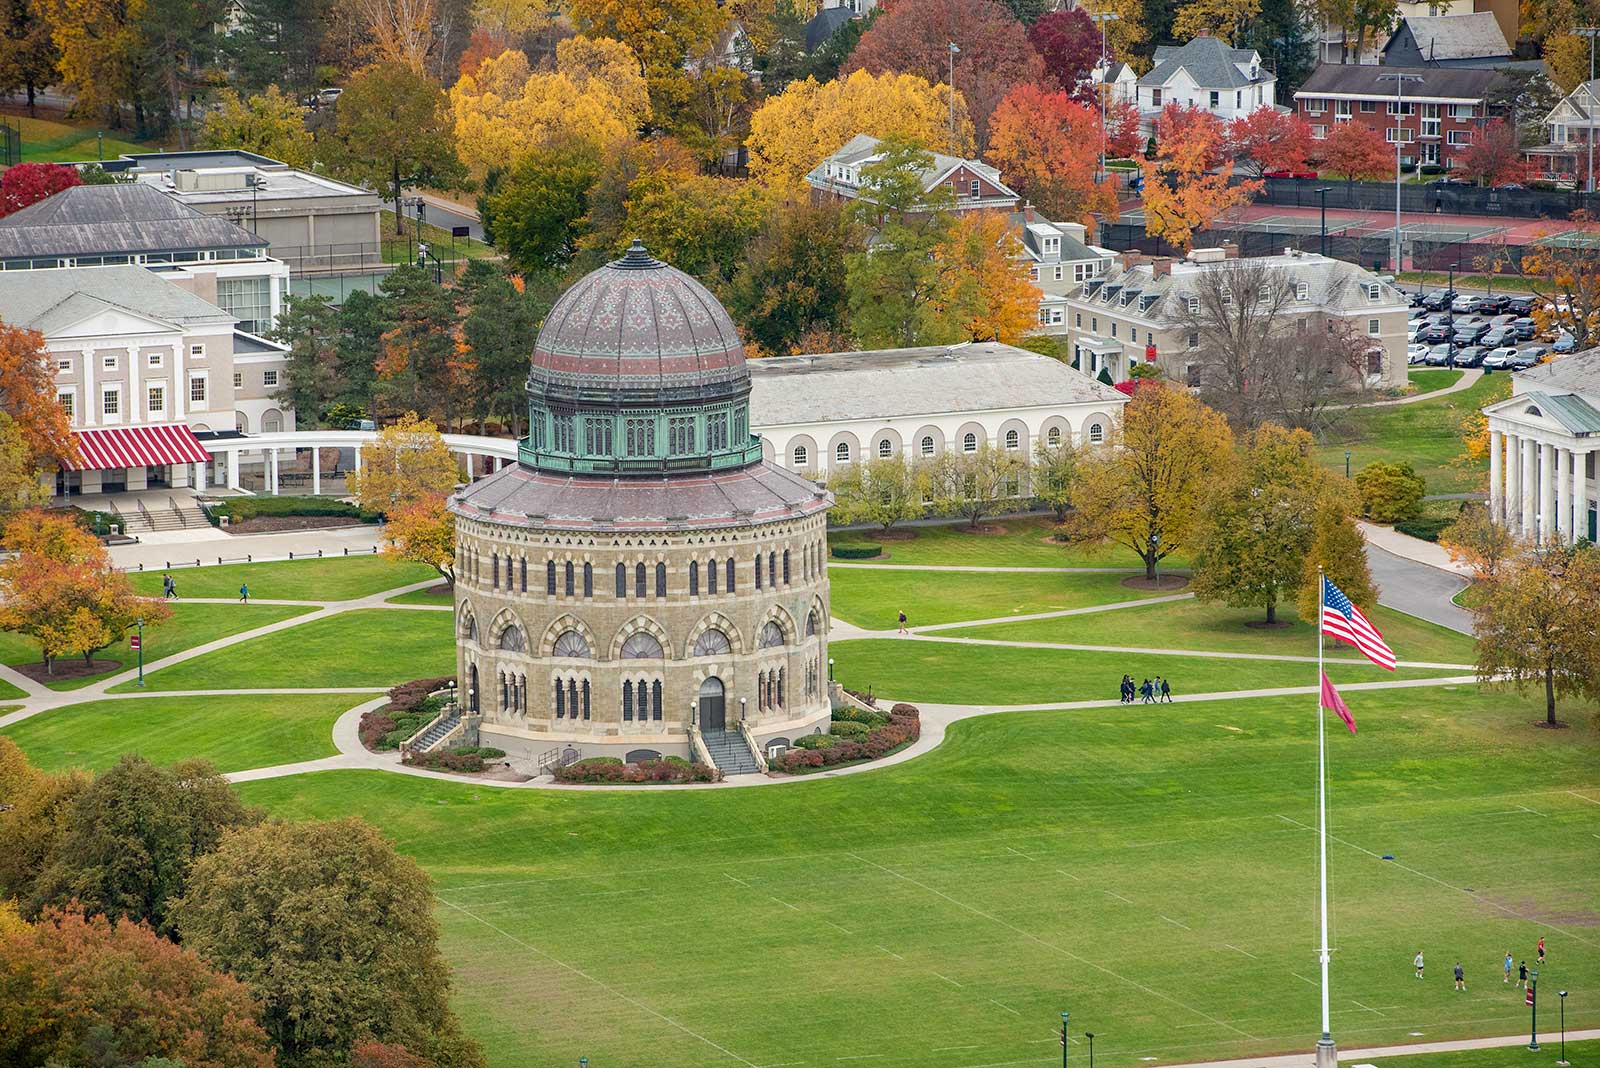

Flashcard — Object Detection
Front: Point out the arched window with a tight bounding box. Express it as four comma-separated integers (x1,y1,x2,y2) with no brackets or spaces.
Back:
806,611,818,637
520,557,527,592
552,630,590,658
793,445,808,467
782,549,791,584
545,560,556,595
463,615,477,642
689,560,700,596
694,628,732,657
1005,429,1020,450
707,558,718,594
877,438,892,458
655,562,667,597
635,563,646,598
963,432,977,453
498,671,507,711
564,561,575,597
754,553,763,589
581,679,590,719
758,621,785,648
1088,422,1105,444
497,625,526,651
555,677,566,718
621,632,664,658
651,679,663,720
1047,426,1062,446
777,668,785,707
583,562,593,598
616,563,627,598
835,442,850,463
726,558,736,592
768,552,776,587
491,553,499,588
921,435,935,456
622,679,634,721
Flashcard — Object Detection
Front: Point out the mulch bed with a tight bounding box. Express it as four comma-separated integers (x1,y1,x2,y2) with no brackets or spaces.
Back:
1120,574,1190,591
225,516,371,534
866,529,918,542
1245,620,1293,629
951,523,1008,536
15,658,121,683
419,583,454,597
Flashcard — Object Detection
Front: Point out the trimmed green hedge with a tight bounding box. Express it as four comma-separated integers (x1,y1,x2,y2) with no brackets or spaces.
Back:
205,496,380,526
553,755,719,784
831,543,883,559
1394,515,1455,542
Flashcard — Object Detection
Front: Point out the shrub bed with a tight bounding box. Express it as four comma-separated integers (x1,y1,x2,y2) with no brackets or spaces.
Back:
402,745,503,773
831,543,883,559
358,678,454,751
389,677,453,712
1395,515,1455,542
204,497,381,526
553,755,721,784
771,703,921,774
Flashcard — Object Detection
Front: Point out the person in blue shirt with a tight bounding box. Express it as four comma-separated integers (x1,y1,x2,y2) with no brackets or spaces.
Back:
239,583,249,604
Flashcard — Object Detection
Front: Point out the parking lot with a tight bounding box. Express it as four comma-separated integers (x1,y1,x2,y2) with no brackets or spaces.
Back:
1401,286,1576,370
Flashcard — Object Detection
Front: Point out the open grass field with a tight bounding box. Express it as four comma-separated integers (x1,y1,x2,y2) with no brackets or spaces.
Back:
117,607,453,692
828,638,1466,706
1406,368,1464,395
0,602,312,691
387,585,455,606
829,567,1179,629
1316,373,1509,494
1367,1040,1598,1068
0,692,361,773
945,598,1477,666
233,686,1600,1068
126,556,435,601
0,679,24,701
828,516,1190,570
2,114,148,162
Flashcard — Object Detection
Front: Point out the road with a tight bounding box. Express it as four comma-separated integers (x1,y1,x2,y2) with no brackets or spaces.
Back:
1366,543,1472,634
418,192,484,242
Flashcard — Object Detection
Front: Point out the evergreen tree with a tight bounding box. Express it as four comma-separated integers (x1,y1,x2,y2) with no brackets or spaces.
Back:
457,260,542,435
334,289,385,414
373,266,459,425
1244,0,1315,100
270,293,341,426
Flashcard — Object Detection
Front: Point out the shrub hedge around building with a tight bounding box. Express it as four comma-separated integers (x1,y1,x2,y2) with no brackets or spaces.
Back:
553,755,721,784
830,544,883,559
204,497,381,526
771,703,920,773
402,745,507,773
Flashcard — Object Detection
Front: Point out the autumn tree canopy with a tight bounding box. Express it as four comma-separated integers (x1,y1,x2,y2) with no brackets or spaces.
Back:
1520,211,1600,352
1225,109,1313,177
0,161,80,218
200,87,316,169
350,411,461,514
987,82,1118,233
1141,103,1259,250
1317,118,1390,183
0,320,76,473
931,209,1042,344
1457,119,1530,188
1027,8,1102,103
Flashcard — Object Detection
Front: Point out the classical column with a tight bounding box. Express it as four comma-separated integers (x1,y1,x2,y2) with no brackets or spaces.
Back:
1488,429,1504,525
1554,446,1571,540
1521,436,1538,539
312,446,321,496
268,448,280,496
1573,449,1590,545
1539,442,1556,544
1505,434,1520,532
194,457,207,493
227,450,240,490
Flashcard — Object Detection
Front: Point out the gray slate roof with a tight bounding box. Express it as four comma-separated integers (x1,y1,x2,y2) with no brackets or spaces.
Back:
1082,251,1408,319
0,265,235,334
805,6,854,51
747,342,1126,426
1294,63,1504,101
1142,37,1265,89
1384,13,1510,61
806,133,1017,200
1514,345,1600,403
0,184,265,259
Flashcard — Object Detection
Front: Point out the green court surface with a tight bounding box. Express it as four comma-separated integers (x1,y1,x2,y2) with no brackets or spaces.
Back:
0,692,362,774
0,602,313,691
233,687,1600,1068
828,517,1190,570
828,638,1465,706
944,598,1476,666
115,608,454,692
828,567,1179,629
126,556,435,601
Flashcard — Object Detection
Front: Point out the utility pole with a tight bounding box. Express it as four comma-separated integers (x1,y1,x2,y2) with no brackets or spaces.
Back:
1378,73,1423,273
1091,12,1121,185
948,42,960,157
1576,29,1599,195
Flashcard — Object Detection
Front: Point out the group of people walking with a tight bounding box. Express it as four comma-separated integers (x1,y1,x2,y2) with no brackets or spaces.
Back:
1415,937,1546,992
1120,675,1171,704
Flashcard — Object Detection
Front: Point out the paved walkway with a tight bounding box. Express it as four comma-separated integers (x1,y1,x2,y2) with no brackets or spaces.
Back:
1156,1028,1600,1068
109,524,385,571
1332,368,1482,411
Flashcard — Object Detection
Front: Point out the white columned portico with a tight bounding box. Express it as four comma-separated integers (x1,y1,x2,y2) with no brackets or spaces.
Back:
1539,442,1556,543
1505,433,1520,532
1521,437,1537,539
268,447,279,495
1488,429,1503,524
1573,450,1590,545
227,450,240,490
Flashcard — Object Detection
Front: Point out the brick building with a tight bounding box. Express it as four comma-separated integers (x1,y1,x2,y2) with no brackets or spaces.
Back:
1294,64,1507,171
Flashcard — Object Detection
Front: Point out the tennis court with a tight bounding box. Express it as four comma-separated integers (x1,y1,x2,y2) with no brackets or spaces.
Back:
1537,227,1600,249
1348,220,1512,243
1237,213,1373,236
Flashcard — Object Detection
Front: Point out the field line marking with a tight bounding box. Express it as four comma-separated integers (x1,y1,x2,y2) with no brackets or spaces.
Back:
990,1000,1023,1017
1102,890,1135,904
436,896,760,1067
933,1046,981,1053
1292,972,1317,985
836,1055,884,1061
1161,916,1191,930
1515,804,1548,817
1566,789,1600,806
770,896,802,912
724,872,752,887
846,852,1256,1040
826,920,855,936
1222,944,1258,959
934,972,963,988
876,944,906,960
1054,869,1080,881
1274,815,1600,948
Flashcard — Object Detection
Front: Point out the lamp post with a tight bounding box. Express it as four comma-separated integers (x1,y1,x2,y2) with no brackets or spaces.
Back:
580,1058,588,1068
135,617,144,687
1085,1031,1095,1068
827,657,834,682
1316,187,1330,256
1445,265,1456,368
1344,450,1351,478
740,697,747,723
1377,72,1423,273
1150,532,1160,588
948,42,960,157
1060,1012,1069,1068
1557,990,1568,1066
1091,13,1120,185
1528,969,1540,1051
1575,29,1599,194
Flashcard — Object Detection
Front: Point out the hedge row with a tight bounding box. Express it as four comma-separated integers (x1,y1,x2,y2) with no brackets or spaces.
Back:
831,544,883,559
772,703,920,773
402,745,504,773
1394,515,1455,543
553,755,721,784
389,677,453,713
204,497,381,525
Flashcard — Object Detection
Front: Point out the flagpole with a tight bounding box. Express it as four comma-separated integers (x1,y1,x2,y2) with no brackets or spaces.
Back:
1316,569,1336,1068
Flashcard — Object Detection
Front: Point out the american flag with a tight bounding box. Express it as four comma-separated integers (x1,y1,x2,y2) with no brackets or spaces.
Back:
1321,578,1396,670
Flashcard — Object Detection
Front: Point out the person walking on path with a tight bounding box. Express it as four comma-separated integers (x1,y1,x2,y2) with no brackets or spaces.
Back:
1519,960,1529,989
1415,951,1425,979
1454,961,1465,991
897,610,907,635
1160,677,1172,703
162,573,177,599
1140,679,1154,704
239,583,249,604
1537,937,1545,964
1121,675,1134,703
1504,952,1514,983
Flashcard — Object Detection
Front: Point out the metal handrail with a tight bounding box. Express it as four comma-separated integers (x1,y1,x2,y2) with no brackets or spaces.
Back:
168,496,187,527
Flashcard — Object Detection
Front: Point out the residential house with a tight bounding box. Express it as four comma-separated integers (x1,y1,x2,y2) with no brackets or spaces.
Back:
804,6,857,51
806,133,1021,213
1012,208,1115,336
1096,60,1138,108
1527,79,1600,186
1294,64,1507,170
1380,12,1513,68
1318,0,1517,64
1060,247,1410,387
1133,34,1278,133
0,265,292,498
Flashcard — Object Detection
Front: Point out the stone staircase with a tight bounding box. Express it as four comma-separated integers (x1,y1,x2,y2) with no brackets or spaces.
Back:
699,727,760,775
409,708,462,754
110,497,209,534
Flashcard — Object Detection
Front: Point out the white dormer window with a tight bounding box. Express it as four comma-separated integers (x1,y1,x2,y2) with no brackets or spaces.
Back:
1367,284,1381,302
1220,286,1232,307
1186,297,1199,314
1296,282,1309,301
1044,237,1059,253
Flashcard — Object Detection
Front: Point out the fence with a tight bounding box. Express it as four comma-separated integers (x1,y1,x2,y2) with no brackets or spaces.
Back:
117,546,380,572
1248,176,1596,221
272,234,487,277
0,123,19,167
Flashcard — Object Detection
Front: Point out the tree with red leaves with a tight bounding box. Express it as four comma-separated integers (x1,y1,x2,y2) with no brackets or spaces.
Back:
1028,8,1101,104
0,161,81,218
1150,102,1228,170
1457,119,1531,188
1106,99,1143,159
1317,119,1391,185
1226,109,1313,177
0,908,274,1068
844,0,1047,149
988,82,1118,232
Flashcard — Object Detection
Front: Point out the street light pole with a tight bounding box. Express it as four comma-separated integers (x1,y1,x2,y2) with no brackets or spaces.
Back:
1091,13,1121,186
135,617,144,687
1060,1012,1069,1068
1576,29,1599,195
948,42,960,157
1557,990,1568,1066
1378,73,1423,273
1085,1031,1095,1068
1316,186,1330,256
1528,969,1540,1051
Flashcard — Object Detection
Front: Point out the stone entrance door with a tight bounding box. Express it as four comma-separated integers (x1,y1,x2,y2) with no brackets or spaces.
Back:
698,677,726,730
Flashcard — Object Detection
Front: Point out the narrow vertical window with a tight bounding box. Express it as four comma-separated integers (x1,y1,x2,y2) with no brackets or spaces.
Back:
783,550,791,584
492,554,499,588
689,560,700,596
546,560,556,595
520,558,527,592
564,561,575,597
768,553,776,587
616,563,627,597
583,562,593,597
582,679,590,720
726,558,736,592
708,558,718,595
651,680,663,720
635,563,646,598
655,562,666,598
755,554,763,589
622,680,633,721
555,678,566,718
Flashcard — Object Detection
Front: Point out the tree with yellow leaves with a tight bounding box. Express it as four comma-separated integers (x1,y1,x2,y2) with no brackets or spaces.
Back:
933,211,1042,345
1172,0,1261,44
746,68,975,190
382,495,457,587
449,42,648,178
568,0,727,123
1079,0,1148,66
1520,211,1600,351
349,412,461,515
470,0,555,41
200,87,316,170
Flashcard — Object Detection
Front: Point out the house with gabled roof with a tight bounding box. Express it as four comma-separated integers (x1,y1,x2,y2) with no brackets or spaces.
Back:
1526,79,1600,187
1133,33,1278,132
805,133,1020,213
1379,12,1513,68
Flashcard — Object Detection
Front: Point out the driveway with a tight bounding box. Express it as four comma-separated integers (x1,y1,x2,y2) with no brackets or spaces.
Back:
1366,542,1472,634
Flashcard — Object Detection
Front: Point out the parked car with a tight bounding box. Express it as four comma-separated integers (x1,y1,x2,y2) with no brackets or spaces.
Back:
1451,295,1488,314
1423,290,1456,311
1503,297,1533,316
316,87,343,103
1479,327,1514,348
1454,322,1489,344
1488,313,1516,326
1483,346,1521,369
1553,332,1577,353
1511,317,1537,340
1453,345,1487,367
1263,169,1320,179
1407,325,1424,343
1424,344,1455,366
1408,290,1427,307
1421,325,1455,344
1479,296,1510,315
1521,344,1551,362
1407,343,1430,364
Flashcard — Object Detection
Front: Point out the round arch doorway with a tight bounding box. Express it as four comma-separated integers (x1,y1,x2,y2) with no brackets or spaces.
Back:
698,677,726,731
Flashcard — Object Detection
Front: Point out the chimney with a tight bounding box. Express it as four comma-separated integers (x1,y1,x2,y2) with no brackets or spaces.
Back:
1151,257,1174,278
1222,241,1240,259
1119,250,1148,270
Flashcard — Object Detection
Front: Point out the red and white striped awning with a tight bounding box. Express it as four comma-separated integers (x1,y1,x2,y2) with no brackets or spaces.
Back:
68,424,212,472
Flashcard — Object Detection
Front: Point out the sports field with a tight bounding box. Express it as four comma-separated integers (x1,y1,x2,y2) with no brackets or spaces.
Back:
1,536,1594,1068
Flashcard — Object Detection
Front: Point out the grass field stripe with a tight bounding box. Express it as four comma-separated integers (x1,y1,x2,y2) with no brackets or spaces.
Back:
1222,944,1258,959
875,945,905,960
933,972,963,987
724,872,752,887
436,896,762,1068
989,1000,1023,1017
1274,815,1600,948
1565,789,1600,806
846,852,1256,1040
1160,915,1191,930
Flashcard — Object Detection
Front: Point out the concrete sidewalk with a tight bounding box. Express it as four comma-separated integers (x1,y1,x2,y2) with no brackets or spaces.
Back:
109,524,384,570
1154,1027,1600,1068
1358,522,1471,577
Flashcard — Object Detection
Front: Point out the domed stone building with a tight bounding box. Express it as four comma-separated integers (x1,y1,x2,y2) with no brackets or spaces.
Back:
448,242,833,772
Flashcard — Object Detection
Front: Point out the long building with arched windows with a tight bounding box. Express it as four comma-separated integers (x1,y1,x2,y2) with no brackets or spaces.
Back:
448,242,833,773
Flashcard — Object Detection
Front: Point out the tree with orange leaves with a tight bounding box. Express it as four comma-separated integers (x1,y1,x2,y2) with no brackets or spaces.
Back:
1140,103,1259,251
381,494,456,588
1317,118,1390,185
373,265,466,426
349,412,461,516
1225,109,1313,177
1520,210,1600,351
1457,119,1532,188
987,82,1118,235
932,210,1043,344
0,321,75,477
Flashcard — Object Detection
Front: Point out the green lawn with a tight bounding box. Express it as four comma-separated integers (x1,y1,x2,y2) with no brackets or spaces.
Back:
945,599,1477,666
386,586,455,606
829,638,1464,705
1406,368,1463,395
234,686,1600,1068
0,603,312,691
379,211,496,263
127,556,435,602
829,568,1180,629
0,692,361,774
0,680,23,701
829,516,1190,570
1367,1040,1598,1067
118,608,453,692
1317,373,1510,494
4,114,149,163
